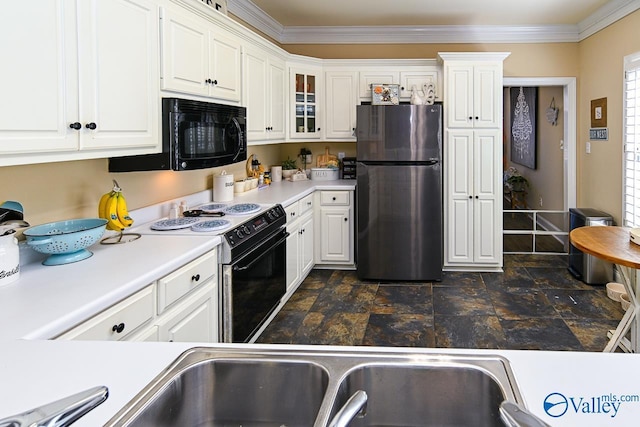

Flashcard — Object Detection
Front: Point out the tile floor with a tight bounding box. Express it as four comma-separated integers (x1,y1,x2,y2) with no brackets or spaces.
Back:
257,255,624,351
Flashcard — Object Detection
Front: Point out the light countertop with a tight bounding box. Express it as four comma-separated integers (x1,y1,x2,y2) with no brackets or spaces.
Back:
1,340,639,427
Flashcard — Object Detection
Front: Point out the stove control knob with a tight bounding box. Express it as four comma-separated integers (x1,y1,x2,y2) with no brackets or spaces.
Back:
242,225,251,235
235,229,244,239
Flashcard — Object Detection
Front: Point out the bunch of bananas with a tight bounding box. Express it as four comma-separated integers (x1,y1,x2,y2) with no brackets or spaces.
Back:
98,180,134,231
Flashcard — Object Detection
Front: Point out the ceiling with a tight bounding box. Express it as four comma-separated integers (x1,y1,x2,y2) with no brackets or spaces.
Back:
226,0,640,43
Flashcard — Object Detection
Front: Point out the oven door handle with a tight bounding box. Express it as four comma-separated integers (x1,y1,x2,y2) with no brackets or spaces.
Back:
232,232,289,272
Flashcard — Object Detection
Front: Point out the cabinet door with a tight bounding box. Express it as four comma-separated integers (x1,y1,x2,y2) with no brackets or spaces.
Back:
299,212,315,277
445,65,474,128
473,64,502,128
160,8,208,96
286,221,301,291
158,283,217,343
445,130,474,264
290,68,322,139
268,57,286,140
78,0,159,151
473,130,502,263
244,47,269,142
319,206,351,263
209,32,242,102
325,71,358,140
0,1,78,157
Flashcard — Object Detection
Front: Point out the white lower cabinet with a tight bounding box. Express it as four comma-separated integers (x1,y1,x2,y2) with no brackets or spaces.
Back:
285,194,314,291
56,248,218,343
315,191,354,266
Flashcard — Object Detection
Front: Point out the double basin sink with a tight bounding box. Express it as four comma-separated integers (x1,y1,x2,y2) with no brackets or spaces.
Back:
105,346,525,427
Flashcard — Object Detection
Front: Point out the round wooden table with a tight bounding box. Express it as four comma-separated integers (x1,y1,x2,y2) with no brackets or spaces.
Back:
570,226,640,352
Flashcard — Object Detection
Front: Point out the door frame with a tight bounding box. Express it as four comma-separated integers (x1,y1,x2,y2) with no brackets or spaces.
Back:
503,77,577,212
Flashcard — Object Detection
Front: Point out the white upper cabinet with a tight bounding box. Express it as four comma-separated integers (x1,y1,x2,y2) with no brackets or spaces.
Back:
0,0,160,166
442,60,504,128
357,65,441,102
288,65,323,140
358,70,399,99
160,7,241,102
324,71,358,140
243,46,286,143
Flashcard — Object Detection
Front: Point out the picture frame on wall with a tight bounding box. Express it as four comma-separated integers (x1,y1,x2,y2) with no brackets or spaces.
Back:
510,86,538,170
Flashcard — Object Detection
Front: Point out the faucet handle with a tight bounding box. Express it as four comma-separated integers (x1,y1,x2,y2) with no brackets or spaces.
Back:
0,386,108,427
500,401,551,427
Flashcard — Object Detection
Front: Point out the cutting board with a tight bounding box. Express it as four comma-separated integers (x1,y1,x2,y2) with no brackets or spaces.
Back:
316,147,337,168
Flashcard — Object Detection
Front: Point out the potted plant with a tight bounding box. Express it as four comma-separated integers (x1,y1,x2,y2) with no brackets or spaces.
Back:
281,157,297,179
507,174,529,192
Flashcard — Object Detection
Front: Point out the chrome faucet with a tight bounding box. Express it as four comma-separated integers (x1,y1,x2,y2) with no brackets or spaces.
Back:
0,386,108,427
328,390,368,427
500,401,552,427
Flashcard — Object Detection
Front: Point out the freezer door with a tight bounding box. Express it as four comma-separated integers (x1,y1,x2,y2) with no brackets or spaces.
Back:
356,104,442,162
357,162,442,281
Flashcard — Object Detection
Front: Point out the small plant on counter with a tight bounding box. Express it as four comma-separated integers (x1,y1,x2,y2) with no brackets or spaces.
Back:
507,174,529,192
282,157,297,170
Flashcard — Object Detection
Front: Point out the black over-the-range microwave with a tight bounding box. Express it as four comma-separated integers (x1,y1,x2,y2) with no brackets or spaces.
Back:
109,98,247,172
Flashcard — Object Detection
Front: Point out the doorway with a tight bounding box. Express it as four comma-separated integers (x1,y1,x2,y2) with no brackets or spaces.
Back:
502,77,577,254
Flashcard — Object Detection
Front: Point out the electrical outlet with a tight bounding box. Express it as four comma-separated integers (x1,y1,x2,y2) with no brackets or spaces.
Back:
539,196,543,207
586,142,591,154
338,152,345,160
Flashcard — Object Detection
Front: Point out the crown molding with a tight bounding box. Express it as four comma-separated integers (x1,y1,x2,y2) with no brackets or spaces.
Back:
228,0,640,44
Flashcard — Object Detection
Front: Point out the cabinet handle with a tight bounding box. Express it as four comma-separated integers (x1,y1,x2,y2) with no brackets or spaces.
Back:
307,201,312,206
401,86,405,91
192,274,200,282
344,217,348,222
468,116,473,120
475,195,479,199
212,79,218,85
469,196,472,199
317,128,321,131
332,197,336,201
69,122,81,130
291,212,296,217
112,323,125,334
205,78,211,84
475,116,479,120
85,122,97,130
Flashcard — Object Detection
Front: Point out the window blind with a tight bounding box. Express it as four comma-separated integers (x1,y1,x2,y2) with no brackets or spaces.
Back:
623,52,640,227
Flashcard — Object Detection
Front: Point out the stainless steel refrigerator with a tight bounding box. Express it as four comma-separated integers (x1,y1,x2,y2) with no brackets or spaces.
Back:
356,104,443,281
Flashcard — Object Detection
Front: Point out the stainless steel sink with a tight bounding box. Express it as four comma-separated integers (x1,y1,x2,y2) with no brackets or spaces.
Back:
329,364,509,426
105,348,523,427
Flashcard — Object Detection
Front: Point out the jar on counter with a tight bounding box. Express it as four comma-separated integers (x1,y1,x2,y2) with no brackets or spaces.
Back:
0,231,20,287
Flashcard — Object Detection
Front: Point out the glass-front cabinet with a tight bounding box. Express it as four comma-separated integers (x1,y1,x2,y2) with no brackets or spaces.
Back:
289,67,322,140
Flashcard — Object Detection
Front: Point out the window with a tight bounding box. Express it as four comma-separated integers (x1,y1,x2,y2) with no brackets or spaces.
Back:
623,52,640,227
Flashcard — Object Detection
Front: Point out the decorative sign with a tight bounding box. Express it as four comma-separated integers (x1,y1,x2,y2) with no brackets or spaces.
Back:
589,128,609,141
590,97,607,128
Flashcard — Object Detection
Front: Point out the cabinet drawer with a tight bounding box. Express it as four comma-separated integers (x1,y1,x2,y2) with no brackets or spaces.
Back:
58,286,154,341
157,249,217,314
320,191,350,205
299,194,314,215
284,202,299,223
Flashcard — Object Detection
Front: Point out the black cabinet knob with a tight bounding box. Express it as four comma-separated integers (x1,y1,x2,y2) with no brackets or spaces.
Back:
205,78,212,84
85,122,97,130
212,79,218,85
344,217,348,222
469,196,472,199
468,117,473,120
192,274,200,282
332,197,336,201
69,122,81,130
475,116,479,120
112,323,125,334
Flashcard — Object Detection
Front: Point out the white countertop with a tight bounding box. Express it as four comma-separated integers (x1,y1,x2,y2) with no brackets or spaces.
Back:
0,340,639,427
0,179,355,341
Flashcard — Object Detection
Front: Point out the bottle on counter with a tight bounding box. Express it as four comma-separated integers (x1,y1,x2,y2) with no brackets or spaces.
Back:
169,203,179,219
179,201,188,216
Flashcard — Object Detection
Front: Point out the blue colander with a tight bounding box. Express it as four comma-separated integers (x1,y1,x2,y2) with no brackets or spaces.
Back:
23,218,108,266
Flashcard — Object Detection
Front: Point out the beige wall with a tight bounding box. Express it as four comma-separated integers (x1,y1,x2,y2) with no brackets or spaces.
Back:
578,10,640,224
504,86,565,211
4,10,640,228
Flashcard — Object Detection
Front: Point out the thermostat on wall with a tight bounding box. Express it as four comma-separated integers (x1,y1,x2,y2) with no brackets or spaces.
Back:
630,228,640,245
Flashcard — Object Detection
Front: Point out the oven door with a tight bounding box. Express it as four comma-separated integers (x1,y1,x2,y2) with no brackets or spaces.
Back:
222,228,288,343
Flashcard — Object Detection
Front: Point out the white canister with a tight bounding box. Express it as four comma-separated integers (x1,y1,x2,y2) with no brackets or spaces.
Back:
0,233,20,287
213,170,234,202
271,166,282,182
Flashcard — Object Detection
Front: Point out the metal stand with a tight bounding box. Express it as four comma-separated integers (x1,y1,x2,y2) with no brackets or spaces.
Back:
100,231,141,245
604,265,639,353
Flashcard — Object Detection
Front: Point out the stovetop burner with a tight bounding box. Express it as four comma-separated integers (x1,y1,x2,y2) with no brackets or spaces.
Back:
150,217,200,231
191,219,231,232
223,203,261,215
198,202,228,211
